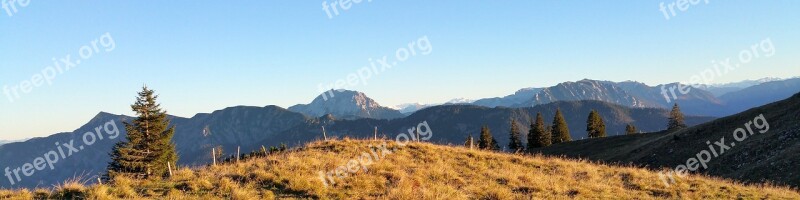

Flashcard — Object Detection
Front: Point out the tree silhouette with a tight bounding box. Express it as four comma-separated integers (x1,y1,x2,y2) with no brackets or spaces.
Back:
508,119,524,152
478,126,499,151
586,110,607,138
551,109,571,144
626,124,638,135
668,103,687,131
528,112,550,150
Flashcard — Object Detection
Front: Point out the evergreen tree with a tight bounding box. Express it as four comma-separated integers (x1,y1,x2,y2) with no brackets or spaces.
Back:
544,125,552,143
478,126,499,151
527,121,535,151
626,124,638,135
508,119,523,152
527,113,550,150
551,109,571,144
586,110,607,138
668,103,687,131
107,86,178,180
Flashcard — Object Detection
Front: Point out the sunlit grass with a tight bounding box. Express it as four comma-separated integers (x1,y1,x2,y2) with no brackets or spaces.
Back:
0,139,797,199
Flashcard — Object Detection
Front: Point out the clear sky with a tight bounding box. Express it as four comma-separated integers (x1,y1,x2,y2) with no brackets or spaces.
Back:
1,1,798,140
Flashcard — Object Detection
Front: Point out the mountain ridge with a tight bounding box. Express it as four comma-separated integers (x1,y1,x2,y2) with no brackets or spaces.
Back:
288,90,404,120
0,99,714,189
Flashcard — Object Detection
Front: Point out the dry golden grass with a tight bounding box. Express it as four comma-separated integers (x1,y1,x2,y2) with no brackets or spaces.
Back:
0,139,798,199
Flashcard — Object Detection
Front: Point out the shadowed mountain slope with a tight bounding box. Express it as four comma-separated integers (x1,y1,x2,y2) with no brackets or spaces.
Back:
539,92,800,187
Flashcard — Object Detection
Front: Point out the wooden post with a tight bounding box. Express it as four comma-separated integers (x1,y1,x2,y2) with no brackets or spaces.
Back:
262,145,268,155
97,177,103,185
322,126,328,141
167,162,173,177
374,127,378,140
237,146,241,162
469,136,474,150
212,148,217,166
416,129,421,142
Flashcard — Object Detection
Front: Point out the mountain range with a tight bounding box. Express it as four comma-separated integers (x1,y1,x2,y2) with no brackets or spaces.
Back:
0,139,27,147
696,77,786,96
1,77,798,189
400,78,800,117
287,78,798,119
0,96,713,189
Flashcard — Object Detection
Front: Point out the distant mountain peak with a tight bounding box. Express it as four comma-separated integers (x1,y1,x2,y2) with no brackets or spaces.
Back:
445,98,474,104
288,90,404,119
88,111,125,124
392,103,430,114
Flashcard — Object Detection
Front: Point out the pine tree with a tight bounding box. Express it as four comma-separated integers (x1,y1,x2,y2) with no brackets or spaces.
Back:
668,103,687,131
626,124,638,135
527,113,550,150
527,120,535,151
586,110,607,138
107,86,178,180
491,138,500,151
508,119,523,152
551,109,571,144
478,126,498,151
544,125,552,143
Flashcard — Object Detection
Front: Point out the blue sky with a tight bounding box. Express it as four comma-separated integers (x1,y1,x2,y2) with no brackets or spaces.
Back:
1,1,798,140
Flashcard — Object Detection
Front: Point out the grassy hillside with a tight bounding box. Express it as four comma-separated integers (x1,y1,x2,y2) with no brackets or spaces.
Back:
1,139,797,199
539,92,800,187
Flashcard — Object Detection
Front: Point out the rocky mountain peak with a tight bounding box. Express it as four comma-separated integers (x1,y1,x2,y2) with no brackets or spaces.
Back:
288,90,404,119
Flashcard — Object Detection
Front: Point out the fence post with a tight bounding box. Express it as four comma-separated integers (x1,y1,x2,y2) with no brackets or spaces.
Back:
374,127,378,140
237,146,241,162
212,148,217,166
167,162,173,177
322,126,328,141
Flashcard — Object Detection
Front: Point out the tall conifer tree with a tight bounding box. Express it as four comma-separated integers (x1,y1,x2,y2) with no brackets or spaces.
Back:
478,126,499,151
508,119,523,152
527,112,550,150
107,86,178,179
586,110,607,138
551,109,571,144
668,103,687,131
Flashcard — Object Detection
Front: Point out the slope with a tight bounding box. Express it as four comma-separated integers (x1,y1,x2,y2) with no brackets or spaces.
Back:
539,92,800,187
1,140,797,199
